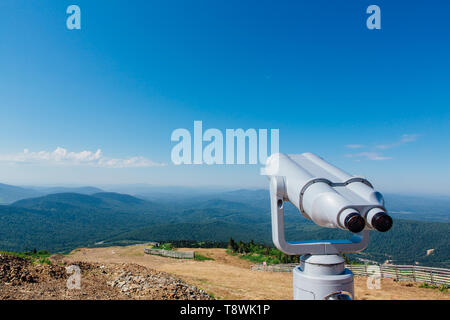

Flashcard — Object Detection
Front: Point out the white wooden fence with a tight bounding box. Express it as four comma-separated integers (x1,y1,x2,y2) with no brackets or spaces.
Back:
144,248,194,259
250,263,450,286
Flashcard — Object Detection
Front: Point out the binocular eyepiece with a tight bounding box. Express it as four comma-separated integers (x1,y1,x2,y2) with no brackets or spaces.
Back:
343,210,393,233
344,212,366,233
367,209,393,232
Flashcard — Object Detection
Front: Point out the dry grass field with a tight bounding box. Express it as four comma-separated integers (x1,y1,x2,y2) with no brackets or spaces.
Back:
66,245,449,300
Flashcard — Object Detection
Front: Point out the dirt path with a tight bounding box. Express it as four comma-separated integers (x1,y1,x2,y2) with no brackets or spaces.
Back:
66,245,449,300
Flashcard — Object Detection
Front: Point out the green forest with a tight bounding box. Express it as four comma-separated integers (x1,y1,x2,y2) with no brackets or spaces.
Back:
0,191,448,268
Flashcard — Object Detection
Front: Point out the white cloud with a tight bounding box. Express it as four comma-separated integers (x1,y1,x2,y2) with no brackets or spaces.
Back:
344,134,419,161
345,144,365,149
376,134,419,149
0,147,166,168
400,134,420,143
345,152,392,161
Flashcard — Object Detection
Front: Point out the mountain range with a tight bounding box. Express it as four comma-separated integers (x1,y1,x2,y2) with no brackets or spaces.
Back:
0,183,448,267
0,183,103,204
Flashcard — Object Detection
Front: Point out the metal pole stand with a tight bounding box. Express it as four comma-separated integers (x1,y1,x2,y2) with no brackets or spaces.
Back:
293,254,354,300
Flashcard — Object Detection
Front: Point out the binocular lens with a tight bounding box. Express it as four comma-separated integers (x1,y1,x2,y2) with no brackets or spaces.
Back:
344,213,365,233
371,212,393,232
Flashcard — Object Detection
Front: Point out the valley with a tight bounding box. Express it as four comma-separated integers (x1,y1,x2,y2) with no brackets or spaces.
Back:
0,184,448,268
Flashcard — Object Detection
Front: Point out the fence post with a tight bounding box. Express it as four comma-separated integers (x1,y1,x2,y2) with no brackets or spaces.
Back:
365,264,368,276
412,266,416,282
380,265,383,279
395,266,399,281
430,270,434,284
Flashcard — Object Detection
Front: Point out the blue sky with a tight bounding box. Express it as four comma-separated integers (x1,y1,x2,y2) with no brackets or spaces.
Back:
0,1,449,194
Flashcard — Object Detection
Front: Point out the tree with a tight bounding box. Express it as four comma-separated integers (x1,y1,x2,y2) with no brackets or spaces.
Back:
227,237,237,252
342,253,351,264
237,241,246,254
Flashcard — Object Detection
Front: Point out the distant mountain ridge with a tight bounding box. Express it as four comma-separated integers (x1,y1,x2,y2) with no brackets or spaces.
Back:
32,186,103,195
0,183,105,204
0,192,168,253
0,183,42,204
0,183,448,267
12,192,158,213
2,182,448,222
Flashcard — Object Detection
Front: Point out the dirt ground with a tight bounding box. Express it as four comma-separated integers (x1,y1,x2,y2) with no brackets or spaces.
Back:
66,245,449,300
0,253,211,300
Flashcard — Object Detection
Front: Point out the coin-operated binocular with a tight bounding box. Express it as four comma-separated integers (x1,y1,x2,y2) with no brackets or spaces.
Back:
262,153,392,300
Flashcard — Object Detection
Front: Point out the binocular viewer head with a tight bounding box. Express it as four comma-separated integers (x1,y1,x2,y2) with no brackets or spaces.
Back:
264,153,392,233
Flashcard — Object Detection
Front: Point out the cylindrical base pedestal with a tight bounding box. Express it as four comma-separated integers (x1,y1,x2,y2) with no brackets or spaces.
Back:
293,254,354,300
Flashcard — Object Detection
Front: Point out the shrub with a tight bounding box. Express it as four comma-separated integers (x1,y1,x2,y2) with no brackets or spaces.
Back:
194,253,214,261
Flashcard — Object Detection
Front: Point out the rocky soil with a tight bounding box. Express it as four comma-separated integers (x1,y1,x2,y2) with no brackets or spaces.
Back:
107,264,210,299
0,253,212,300
0,254,66,285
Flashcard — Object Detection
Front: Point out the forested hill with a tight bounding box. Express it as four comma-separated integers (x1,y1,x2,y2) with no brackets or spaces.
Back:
0,189,448,268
